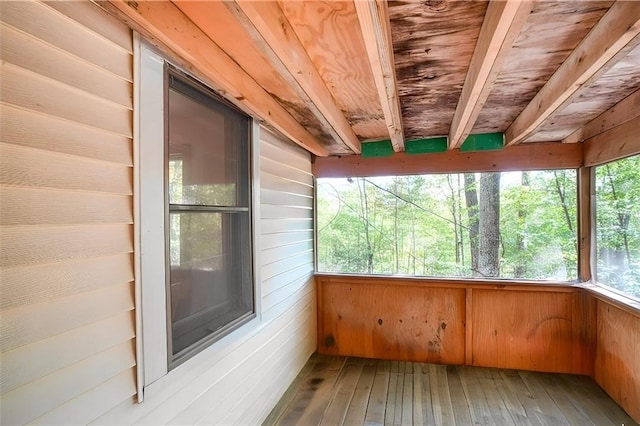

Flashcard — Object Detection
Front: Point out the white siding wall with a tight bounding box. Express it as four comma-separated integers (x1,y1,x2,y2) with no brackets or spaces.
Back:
0,1,137,424
1,1,316,424
95,127,316,425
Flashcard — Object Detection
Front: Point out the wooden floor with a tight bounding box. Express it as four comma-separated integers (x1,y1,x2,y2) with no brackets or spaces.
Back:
264,355,637,426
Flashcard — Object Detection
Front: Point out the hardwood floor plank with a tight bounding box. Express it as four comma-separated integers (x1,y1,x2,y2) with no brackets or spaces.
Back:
445,366,473,426
263,353,318,425
499,369,544,426
475,367,515,425
400,366,413,426
487,368,529,425
429,364,455,425
267,355,636,426
518,370,570,425
416,362,436,425
277,355,346,425
363,360,389,426
559,374,637,425
319,358,365,426
343,359,376,425
458,365,492,425
384,366,398,425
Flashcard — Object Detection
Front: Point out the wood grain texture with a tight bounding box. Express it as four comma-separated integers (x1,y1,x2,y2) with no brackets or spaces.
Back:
389,0,488,139
473,1,612,134
471,289,584,374
174,1,347,156
583,116,640,167
595,300,640,423
354,0,404,150
314,142,583,178
505,1,640,145
227,1,361,154
316,275,596,375
534,43,640,142
564,88,640,143
317,277,466,364
102,0,329,156
280,1,387,141
267,355,637,426
448,0,533,148
0,104,133,166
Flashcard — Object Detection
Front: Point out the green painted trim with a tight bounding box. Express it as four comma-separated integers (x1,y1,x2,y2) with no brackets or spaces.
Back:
460,132,504,152
361,139,394,158
405,137,448,154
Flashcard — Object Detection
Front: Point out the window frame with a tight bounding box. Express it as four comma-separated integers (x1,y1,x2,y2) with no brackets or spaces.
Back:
592,154,640,303
314,170,581,282
135,37,262,397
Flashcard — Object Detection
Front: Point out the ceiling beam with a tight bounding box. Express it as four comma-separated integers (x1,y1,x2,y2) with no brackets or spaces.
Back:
563,88,640,143
354,0,404,152
225,1,361,154
505,1,640,146
584,116,640,167
314,142,583,178
449,0,533,149
100,1,328,156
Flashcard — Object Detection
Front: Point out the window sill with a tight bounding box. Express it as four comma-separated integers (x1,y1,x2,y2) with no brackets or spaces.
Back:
580,282,640,318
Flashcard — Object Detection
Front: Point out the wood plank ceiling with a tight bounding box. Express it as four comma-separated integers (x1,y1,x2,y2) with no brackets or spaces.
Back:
104,0,640,157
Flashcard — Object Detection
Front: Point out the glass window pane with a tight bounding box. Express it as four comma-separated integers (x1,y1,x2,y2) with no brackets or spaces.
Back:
595,155,640,299
169,211,253,355
168,86,247,207
317,170,577,280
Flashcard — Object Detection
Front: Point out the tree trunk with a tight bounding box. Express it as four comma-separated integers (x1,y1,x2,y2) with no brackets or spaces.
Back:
357,178,374,273
464,173,479,276
478,173,501,277
515,171,529,277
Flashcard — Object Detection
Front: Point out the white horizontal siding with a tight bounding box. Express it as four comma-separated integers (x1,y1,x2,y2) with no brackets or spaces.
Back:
0,2,136,425
94,126,316,424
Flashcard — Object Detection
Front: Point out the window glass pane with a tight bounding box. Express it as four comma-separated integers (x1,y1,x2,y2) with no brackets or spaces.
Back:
168,87,246,207
169,211,252,355
595,155,640,298
317,170,577,280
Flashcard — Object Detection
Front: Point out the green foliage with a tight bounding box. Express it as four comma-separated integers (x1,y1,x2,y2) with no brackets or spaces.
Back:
317,171,579,281
595,155,640,298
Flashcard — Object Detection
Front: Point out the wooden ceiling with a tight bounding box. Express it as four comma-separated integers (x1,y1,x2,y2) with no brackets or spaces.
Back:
104,0,640,157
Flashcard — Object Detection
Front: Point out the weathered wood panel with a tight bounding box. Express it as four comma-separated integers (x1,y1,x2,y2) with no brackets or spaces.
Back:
279,1,386,141
471,289,590,374
533,44,640,142
595,299,640,423
389,1,488,139
473,1,613,135
317,277,466,364
313,142,583,178
316,275,595,374
268,355,637,426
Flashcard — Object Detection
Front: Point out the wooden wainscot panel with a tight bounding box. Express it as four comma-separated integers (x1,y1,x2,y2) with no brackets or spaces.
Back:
595,300,640,422
471,288,588,374
317,277,465,364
